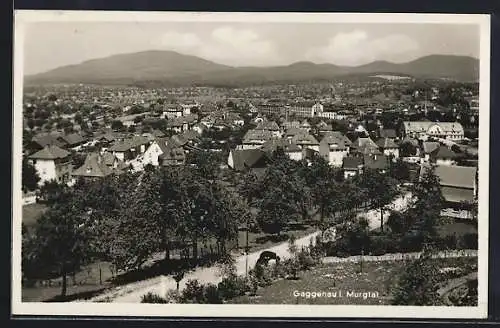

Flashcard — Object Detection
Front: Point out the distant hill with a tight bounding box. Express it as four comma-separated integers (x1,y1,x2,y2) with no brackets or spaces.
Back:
26,51,479,87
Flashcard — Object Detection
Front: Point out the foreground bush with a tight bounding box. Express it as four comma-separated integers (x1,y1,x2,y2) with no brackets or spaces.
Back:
141,292,168,304
180,279,205,303
217,274,248,299
203,283,223,304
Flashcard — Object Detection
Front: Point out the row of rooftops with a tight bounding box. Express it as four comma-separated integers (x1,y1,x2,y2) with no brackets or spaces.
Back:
230,146,476,191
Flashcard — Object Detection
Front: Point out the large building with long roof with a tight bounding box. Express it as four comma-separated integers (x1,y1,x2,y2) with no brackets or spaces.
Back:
402,121,464,141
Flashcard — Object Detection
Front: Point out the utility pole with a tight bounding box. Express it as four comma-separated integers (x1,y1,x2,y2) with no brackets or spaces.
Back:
245,213,250,278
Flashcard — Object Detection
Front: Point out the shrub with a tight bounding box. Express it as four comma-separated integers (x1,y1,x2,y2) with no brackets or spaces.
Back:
270,261,286,279
437,234,458,250
399,233,424,253
141,292,168,304
203,283,223,304
458,233,478,249
217,274,248,300
180,279,205,303
283,258,300,280
246,274,259,296
297,250,316,271
165,289,181,303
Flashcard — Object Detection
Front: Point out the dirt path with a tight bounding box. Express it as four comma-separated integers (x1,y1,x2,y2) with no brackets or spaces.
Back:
87,193,413,303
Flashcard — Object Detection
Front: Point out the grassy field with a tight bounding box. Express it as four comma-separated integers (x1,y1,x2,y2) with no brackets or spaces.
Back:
229,257,478,305
22,203,48,228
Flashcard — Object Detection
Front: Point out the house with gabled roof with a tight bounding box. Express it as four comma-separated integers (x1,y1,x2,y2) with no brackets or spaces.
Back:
261,139,303,161
28,145,72,186
351,137,381,156
376,137,400,159
402,121,464,140
28,133,65,153
108,135,150,162
142,137,170,166
57,133,86,150
420,164,477,208
285,127,308,139
158,147,186,166
364,154,390,173
430,145,462,166
161,104,184,119
343,156,364,179
256,120,281,137
242,129,274,150
71,152,124,182
292,133,320,152
319,132,350,167
300,119,311,132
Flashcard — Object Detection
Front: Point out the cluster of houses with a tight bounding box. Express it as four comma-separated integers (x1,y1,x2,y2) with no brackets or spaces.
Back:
227,118,477,218
25,99,477,220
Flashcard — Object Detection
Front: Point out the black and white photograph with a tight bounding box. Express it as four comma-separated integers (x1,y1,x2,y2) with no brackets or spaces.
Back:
12,11,490,318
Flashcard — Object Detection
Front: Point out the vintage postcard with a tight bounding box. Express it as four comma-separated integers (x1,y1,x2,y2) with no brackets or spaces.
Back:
12,11,490,319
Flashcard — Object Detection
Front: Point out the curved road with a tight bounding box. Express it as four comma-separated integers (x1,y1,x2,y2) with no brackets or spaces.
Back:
87,193,412,303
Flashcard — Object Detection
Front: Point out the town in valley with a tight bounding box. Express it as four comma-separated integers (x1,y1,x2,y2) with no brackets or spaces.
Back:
20,23,480,307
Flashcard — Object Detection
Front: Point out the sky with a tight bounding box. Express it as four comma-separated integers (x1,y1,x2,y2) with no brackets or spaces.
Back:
23,22,480,75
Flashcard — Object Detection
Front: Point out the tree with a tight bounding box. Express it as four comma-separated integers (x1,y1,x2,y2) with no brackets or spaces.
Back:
391,247,441,305
37,180,70,205
389,159,411,182
111,120,125,131
186,150,222,182
27,197,93,297
387,210,407,234
358,169,399,232
22,158,40,192
400,141,418,157
411,165,444,242
256,155,305,236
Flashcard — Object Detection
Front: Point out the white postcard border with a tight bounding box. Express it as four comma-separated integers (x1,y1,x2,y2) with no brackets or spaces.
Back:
12,10,491,319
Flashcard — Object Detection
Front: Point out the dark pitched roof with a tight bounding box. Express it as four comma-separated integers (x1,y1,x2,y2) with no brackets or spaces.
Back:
321,131,350,149
352,137,381,155
420,164,476,189
343,156,364,170
229,149,269,171
59,133,86,146
154,137,170,154
380,129,397,139
243,129,274,142
109,136,150,152
29,145,70,160
72,153,114,178
402,136,419,147
364,154,390,170
31,133,65,148
261,139,302,153
256,121,280,131
422,141,440,154
292,133,319,146
432,146,461,160
152,129,165,138
159,147,185,163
